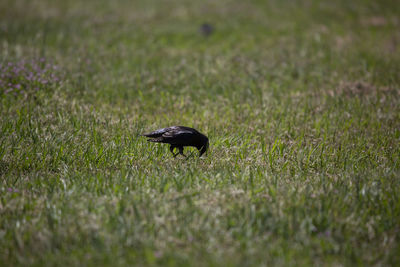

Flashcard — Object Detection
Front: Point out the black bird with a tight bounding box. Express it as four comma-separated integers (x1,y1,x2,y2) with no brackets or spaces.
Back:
142,126,209,157
199,23,214,37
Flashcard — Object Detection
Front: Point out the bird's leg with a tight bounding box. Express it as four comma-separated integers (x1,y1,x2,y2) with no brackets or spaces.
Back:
170,146,178,157
178,147,186,157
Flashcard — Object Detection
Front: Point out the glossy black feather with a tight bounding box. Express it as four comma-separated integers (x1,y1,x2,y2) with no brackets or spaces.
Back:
142,126,209,157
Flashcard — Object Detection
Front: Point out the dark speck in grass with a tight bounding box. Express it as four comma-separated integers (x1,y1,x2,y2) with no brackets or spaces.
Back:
200,23,214,37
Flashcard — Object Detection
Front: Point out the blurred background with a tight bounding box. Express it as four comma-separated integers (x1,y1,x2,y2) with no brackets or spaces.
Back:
1,0,399,266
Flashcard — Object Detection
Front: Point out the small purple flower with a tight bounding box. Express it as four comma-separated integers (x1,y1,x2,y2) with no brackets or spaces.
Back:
154,251,163,258
7,188,19,193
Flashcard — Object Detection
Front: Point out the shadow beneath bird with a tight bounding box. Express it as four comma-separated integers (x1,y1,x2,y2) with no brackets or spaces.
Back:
141,126,209,158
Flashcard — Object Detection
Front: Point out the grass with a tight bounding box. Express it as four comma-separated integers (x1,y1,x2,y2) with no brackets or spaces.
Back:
1,0,400,266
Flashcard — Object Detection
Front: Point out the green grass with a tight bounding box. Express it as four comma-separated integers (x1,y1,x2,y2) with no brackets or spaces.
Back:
1,0,400,266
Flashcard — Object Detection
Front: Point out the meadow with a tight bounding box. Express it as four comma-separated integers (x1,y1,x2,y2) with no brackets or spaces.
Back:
1,0,399,266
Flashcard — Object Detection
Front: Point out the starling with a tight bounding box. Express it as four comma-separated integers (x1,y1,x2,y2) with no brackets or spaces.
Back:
142,126,209,157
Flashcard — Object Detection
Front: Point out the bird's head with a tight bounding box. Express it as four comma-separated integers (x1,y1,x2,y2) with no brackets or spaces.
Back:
198,137,209,157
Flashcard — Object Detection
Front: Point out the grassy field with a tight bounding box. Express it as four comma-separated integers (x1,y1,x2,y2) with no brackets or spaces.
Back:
1,0,400,266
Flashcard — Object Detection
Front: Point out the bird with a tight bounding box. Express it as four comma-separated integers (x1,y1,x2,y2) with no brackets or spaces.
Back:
141,126,209,157
199,23,214,37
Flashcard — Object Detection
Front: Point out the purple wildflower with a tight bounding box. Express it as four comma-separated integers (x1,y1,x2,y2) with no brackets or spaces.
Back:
7,188,19,193
1,58,63,96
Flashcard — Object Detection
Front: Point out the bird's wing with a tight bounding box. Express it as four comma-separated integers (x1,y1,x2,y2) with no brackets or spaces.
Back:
161,129,194,145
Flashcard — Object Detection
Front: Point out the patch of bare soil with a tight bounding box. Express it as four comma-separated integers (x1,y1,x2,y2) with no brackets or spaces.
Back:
360,16,388,27
329,81,399,99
